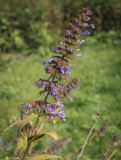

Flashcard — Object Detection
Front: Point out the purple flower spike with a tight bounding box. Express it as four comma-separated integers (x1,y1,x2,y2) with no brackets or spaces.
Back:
20,7,94,123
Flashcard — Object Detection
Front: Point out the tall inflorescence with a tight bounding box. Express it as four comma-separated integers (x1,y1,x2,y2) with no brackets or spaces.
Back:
17,7,95,159
20,7,94,122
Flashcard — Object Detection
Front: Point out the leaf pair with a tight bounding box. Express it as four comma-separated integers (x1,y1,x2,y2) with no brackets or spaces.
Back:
15,130,58,155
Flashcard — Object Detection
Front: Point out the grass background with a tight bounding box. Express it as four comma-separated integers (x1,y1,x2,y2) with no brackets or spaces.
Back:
0,43,121,159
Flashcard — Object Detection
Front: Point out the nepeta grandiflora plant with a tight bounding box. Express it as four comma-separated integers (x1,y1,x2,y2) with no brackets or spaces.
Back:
10,7,94,160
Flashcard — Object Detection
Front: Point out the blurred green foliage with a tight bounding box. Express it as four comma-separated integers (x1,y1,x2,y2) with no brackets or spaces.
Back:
0,0,121,53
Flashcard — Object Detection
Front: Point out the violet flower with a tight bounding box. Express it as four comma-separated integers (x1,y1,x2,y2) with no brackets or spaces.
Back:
88,22,95,29
81,30,91,35
47,102,65,120
50,87,57,96
60,66,71,75
56,102,64,108
58,110,65,120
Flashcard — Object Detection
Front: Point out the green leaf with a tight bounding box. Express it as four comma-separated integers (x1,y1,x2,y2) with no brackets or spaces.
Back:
45,131,58,140
31,130,58,142
5,113,37,130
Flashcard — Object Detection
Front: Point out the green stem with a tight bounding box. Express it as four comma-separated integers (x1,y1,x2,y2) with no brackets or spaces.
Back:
44,90,50,103
31,109,41,136
21,140,31,160
20,111,41,159
44,74,56,103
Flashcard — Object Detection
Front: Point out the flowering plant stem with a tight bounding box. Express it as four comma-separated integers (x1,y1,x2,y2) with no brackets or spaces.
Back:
17,7,94,159
21,95,49,159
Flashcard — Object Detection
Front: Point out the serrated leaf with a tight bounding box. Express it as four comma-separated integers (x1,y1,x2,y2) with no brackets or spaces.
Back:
25,154,63,160
5,113,37,130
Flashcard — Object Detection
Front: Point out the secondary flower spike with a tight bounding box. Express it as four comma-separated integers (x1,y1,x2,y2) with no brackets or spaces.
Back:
20,7,94,121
